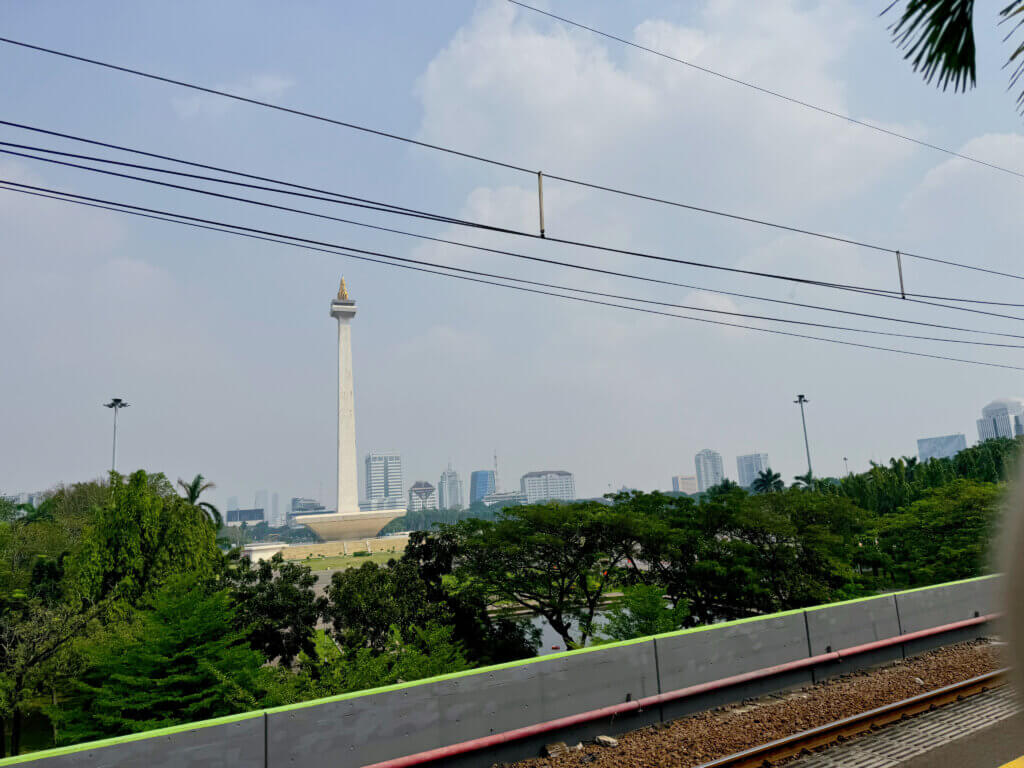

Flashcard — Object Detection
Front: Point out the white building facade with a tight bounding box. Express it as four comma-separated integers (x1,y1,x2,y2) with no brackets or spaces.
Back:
364,451,404,504
438,464,464,510
671,475,698,494
976,399,1024,442
736,453,770,488
694,449,725,492
520,471,575,504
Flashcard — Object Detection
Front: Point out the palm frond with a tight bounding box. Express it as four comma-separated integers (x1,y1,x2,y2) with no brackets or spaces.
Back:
887,0,977,92
1000,1,1024,111
199,501,223,528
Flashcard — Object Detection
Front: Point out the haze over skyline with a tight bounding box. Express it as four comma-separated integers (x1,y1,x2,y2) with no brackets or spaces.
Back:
3,0,1023,509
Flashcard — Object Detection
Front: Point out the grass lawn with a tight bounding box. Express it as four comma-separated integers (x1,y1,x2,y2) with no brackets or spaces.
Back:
288,550,401,571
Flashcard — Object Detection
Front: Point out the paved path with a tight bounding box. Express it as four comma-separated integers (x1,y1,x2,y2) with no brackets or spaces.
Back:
791,685,1024,768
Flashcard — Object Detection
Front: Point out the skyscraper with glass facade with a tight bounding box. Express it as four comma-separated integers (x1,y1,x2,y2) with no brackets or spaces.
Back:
469,470,496,504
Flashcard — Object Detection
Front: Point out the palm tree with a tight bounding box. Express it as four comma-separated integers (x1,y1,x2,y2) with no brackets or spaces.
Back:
706,478,740,499
792,471,814,490
751,468,784,494
177,474,222,528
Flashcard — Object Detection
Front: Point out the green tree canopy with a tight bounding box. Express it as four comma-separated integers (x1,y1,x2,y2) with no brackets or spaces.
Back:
57,575,265,744
875,479,1002,586
751,468,784,494
222,552,326,666
69,470,222,603
449,501,643,648
598,585,689,642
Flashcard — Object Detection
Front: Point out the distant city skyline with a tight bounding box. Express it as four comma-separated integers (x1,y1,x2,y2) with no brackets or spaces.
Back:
190,393,1024,518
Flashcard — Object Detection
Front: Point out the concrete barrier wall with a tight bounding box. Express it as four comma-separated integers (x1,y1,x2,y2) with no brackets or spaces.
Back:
9,713,266,768
896,576,999,656
804,594,903,680
2,575,1000,768
266,637,660,768
895,577,998,633
655,610,813,719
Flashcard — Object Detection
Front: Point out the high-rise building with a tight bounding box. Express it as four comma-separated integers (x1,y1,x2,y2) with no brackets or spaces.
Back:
438,464,464,510
694,449,725,492
365,451,404,501
408,481,438,512
976,399,1024,442
226,508,265,527
269,492,284,527
671,475,698,494
254,490,268,515
520,471,575,504
469,470,496,504
226,496,239,511
736,453,770,488
917,434,968,463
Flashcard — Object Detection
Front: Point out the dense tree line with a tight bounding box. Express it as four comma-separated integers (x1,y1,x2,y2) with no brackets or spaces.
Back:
0,438,1012,756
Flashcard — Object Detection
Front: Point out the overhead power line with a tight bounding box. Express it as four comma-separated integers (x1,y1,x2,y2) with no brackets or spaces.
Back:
1,43,1021,283
4,139,1015,339
3,178,1024,373
507,0,1024,182
7,140,1024,324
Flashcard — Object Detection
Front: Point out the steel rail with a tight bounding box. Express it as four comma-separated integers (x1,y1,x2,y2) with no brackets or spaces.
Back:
694,667,1009,767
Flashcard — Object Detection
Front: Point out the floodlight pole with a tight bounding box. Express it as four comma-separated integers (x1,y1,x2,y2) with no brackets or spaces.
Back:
104,398,129,473
794,394,812,478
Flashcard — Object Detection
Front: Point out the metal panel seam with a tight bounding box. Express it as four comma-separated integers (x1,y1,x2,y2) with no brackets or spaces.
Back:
893,592,906,658
801,610,816,684
652,637,664,723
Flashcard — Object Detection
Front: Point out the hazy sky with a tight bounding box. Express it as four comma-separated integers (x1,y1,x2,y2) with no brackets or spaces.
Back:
3,0,1023,509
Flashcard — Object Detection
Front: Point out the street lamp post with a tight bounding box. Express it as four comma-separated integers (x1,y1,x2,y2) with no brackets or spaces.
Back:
104,398,129,473
843,456,850,475
794,394,813,479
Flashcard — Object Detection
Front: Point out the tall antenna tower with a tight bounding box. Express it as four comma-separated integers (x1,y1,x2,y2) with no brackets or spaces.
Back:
493,450,501,492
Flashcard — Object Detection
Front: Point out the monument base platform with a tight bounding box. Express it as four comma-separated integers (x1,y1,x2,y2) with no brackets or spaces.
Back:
293,509,405,541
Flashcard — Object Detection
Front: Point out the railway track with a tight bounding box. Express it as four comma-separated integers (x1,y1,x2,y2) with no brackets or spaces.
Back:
694,668,1010,768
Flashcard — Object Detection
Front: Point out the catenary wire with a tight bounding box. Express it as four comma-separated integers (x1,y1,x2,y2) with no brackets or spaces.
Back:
507,0,1024,182
9,146,1024,338
0,144,910,299
3,139,1012,339
4,179,1024,372
2,42,1023,283
8,142,1024,320
5,122,1024,303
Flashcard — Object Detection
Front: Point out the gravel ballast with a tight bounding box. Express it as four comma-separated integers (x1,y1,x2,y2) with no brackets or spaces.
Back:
503,640,1003,768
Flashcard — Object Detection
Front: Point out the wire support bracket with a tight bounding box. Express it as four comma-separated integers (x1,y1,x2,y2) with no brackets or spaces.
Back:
896,250,906,300
537,171,546,238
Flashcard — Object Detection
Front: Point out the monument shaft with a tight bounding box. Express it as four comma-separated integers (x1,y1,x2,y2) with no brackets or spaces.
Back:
336,311,358,513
